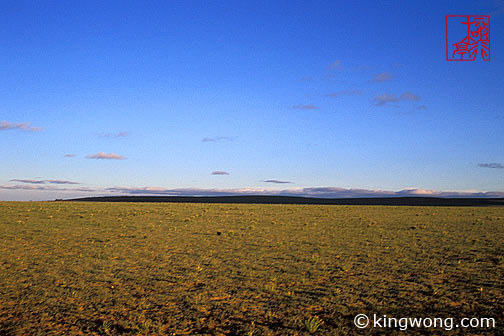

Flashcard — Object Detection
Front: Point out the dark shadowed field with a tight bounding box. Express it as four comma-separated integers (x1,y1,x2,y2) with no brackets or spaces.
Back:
67,195,504,207
0,201,503,335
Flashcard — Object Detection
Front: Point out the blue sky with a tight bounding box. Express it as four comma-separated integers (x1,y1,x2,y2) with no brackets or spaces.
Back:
1,0,503,200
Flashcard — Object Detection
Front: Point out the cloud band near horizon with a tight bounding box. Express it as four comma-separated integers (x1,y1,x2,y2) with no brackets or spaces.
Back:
101,186,504,198
1,185,503,199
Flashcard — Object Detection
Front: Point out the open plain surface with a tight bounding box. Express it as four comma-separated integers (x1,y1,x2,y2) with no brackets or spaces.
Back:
0,202,503,335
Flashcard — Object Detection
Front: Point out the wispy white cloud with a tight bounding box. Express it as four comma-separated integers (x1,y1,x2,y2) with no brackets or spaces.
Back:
10,179,81,185
262,180,293,184
0,121,42,132
372,72,393,82
478,163,504,169
86,152,127,160
373,92,422,106
400,92,420,101
201,136,235,142
293,104,318,110
46,180,81,185
324,89,362,98
10,179,45,184
100,132,129,138
64,154,77,157
0,185,95,192
211,171,230,175
372,94,399,106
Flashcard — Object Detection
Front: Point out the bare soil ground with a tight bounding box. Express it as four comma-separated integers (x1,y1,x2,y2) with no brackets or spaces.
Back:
0,202,502,335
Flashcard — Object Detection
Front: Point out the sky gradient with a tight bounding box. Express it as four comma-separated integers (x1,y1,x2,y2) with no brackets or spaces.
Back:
1,0,503,201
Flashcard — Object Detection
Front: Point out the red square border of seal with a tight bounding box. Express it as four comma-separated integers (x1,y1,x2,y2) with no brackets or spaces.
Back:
446,15,490,61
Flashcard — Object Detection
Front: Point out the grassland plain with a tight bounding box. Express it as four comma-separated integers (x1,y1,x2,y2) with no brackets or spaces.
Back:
0,202,502,335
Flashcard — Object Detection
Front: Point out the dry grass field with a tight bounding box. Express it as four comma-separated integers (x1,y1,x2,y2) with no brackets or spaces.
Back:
0,202,502,335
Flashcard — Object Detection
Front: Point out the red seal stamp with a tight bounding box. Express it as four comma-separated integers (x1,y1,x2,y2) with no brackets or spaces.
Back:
446,15,490,61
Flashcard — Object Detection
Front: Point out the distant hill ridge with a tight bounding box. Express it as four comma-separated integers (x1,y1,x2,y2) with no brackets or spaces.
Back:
63,195,504,207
